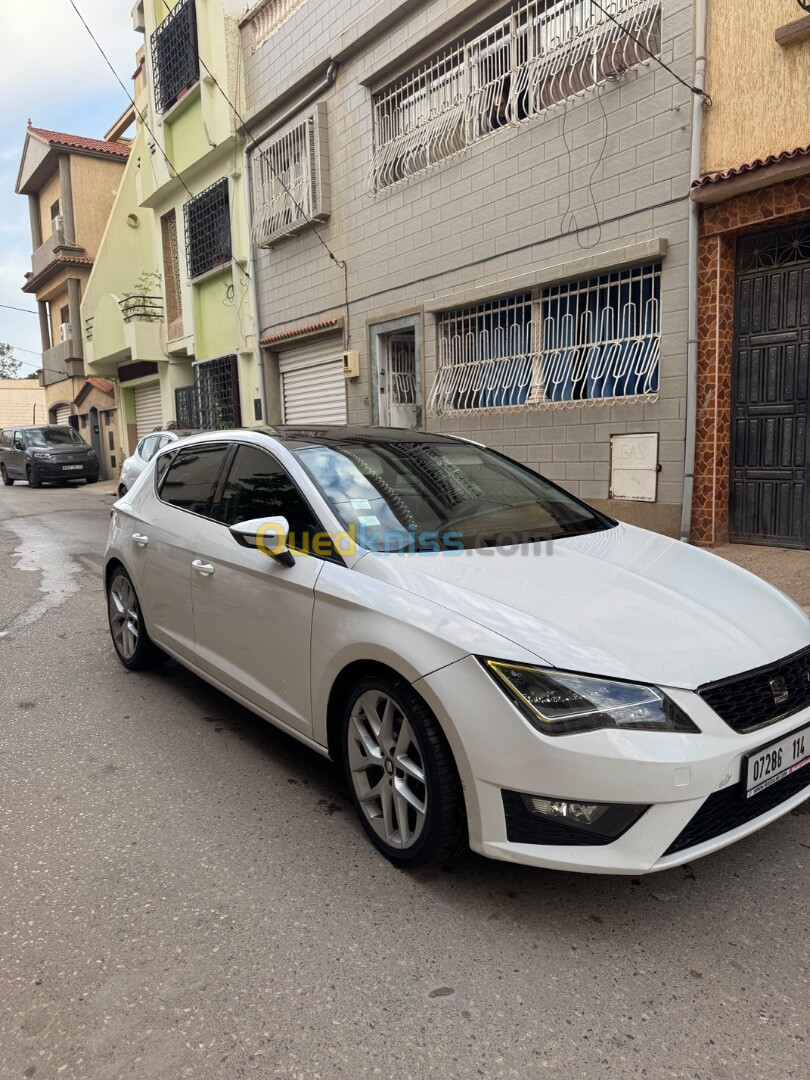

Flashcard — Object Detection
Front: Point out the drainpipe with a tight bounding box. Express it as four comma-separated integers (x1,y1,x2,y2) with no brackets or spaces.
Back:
680,0,708,543
243,60,340,424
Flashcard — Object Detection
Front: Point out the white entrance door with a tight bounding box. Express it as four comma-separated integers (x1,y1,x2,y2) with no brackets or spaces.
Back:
279,339,347,425
381,331,419,428
134,384,163,439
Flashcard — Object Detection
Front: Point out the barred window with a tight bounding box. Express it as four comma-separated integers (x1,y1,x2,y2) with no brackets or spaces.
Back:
151,0,199,114
194,354,241,430
184,179,231,280
428,264,661,417
369,0,661,192
252,105,330,248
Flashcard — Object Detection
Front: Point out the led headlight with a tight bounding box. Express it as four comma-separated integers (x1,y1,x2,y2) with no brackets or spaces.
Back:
484,660,699,736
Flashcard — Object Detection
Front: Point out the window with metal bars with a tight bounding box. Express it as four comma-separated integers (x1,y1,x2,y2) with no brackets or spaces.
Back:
428,263,661,416
252,105,330,247
175,385,200,429
194,355,241,430
369,0,661,192
151,0,199,114
184,179,231,280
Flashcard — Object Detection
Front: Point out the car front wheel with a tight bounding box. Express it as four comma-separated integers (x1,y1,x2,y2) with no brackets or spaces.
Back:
0,464,13,486
26,464,41,488
342,675,467,868
86,477,99,485
107,567,163,670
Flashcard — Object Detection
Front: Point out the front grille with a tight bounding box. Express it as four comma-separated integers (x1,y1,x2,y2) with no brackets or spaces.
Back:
698,646,810,733
664,765,810,856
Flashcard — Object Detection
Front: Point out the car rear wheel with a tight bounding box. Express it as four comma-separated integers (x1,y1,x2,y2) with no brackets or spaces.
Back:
342,675,467,868
1,464,13,486
107,568,163,670
26,464,41,488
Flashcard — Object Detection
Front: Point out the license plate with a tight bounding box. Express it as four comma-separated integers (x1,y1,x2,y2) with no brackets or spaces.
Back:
745,723,810,798
62,464,83,471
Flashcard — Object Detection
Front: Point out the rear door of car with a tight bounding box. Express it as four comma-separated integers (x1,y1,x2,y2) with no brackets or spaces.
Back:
189,442,328,737
128,442,231,662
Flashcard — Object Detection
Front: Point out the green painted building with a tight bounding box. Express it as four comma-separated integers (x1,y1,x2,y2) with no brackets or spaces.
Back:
83,0,258,453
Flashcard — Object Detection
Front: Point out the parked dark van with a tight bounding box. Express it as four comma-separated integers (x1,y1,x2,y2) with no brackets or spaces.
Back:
0,426,99,487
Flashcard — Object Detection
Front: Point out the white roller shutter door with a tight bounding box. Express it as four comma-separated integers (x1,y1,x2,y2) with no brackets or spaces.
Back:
54,404,71,426
279,338,347,425
134,384,163,439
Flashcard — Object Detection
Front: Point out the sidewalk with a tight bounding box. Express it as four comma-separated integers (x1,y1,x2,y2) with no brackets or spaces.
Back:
711,543,810,611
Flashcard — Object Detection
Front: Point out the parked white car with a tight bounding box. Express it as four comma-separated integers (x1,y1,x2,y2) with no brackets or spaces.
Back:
104,427,810,873
117,429,198,496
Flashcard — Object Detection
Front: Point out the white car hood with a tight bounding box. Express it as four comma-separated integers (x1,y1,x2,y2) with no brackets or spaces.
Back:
354,524,810,689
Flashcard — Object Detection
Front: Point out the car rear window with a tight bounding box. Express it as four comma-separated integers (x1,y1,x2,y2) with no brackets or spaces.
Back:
158,445,230,517
0,431,10,448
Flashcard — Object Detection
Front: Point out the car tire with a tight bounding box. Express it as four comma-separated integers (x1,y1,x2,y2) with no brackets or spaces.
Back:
86,477,99,485
0,464,13,486
118,485,127,497
26,464,41,488
341,674,467,868
106,567,163,671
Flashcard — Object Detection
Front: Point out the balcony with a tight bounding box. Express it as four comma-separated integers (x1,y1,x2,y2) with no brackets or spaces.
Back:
84,292,165,377
41,337,85,387
32,227,86,279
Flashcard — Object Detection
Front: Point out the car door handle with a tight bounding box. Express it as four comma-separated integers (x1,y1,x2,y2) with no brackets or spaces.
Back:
132,533,149,548
192,560,215,576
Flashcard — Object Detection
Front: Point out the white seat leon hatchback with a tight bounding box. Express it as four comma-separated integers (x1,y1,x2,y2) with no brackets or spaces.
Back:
104,427,810,873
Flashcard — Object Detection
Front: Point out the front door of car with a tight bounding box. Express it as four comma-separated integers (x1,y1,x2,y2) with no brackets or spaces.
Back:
133,443,231,662
10,430,24,477
190,444,327,738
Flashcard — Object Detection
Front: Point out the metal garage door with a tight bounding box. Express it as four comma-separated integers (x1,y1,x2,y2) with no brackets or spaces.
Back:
54,404,71,426
134,384,163,439
279,339,347,425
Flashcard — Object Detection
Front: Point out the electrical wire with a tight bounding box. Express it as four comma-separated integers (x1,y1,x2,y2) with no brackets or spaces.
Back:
0,304,39,316
589,0,711,104
65,0,195,199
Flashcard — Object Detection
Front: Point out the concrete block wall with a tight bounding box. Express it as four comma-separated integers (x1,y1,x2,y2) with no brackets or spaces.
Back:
243,0,695,534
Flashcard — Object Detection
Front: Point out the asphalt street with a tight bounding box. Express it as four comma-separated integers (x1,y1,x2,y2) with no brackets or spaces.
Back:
0,481,807,1080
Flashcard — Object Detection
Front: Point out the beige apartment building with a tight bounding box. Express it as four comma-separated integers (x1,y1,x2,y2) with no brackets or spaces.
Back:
15,122,130,477
240,0,697,536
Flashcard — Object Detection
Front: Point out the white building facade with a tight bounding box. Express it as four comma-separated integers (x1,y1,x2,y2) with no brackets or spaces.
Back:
241,0,695,534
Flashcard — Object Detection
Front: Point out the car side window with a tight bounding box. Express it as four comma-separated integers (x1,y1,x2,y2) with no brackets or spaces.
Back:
158,445,230,517
214,445,324,550
13,430,22,448
140,435,160,462
0,431,9,448
158,435,174,450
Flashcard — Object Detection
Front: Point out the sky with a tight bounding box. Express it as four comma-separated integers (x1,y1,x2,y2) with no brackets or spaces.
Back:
0,1,136,376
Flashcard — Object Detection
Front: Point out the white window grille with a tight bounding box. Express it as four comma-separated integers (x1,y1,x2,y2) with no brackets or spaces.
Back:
244,0,308,53
252,103,330,247
428,263,661,417
369,0,661,192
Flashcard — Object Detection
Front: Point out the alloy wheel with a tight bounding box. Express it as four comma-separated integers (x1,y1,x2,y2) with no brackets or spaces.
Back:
347,689,428,850
108,575,140,661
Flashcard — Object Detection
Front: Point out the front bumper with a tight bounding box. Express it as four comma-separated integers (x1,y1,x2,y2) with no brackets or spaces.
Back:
32,460,99,481
415,655,810,874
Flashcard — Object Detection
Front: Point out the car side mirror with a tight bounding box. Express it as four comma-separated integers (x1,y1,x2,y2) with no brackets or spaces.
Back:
229,515,295,567
14,441,23,451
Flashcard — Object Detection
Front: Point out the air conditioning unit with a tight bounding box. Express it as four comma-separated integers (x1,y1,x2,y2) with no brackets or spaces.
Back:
52,215,65,234
59,322,71,343
343,350,359,379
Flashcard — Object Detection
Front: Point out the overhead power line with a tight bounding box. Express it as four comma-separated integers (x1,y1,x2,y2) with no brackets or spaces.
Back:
589,0,712,104
66,0,195,199
0,304,39,316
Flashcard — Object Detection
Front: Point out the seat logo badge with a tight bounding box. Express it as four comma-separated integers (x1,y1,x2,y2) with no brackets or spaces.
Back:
770,677,789,705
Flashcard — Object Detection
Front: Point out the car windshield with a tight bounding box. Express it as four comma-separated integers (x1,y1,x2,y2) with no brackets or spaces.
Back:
294,438,614,552
25,427,86,447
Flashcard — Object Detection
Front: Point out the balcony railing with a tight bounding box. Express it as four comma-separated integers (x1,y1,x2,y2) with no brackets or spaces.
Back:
368,0,661,192
121,295,164,323
244,0,308,52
